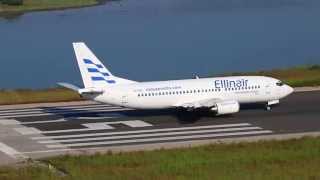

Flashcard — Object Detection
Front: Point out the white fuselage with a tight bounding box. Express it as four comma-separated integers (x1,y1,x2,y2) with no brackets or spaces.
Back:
85,76,293,109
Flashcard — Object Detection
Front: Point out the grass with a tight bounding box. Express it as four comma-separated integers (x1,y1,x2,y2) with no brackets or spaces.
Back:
0,88,82,105
221,64,320,87
0,0,100,14
0,137,320,180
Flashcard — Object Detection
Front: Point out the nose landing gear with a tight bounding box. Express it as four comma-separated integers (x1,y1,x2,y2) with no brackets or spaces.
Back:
265,104,271,111
266,99,280,111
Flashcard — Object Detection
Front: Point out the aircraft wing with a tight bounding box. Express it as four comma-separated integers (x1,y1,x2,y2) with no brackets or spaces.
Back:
174,98,222,109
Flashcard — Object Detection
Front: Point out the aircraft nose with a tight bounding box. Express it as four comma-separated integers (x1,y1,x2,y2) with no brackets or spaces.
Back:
286,85,294,95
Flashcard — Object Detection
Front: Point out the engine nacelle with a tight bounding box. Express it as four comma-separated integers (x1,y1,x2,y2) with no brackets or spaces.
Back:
211,100,240,115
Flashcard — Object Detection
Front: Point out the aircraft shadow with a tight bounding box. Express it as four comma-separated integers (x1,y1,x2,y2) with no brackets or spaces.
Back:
39,106,216,124
39,103,266,124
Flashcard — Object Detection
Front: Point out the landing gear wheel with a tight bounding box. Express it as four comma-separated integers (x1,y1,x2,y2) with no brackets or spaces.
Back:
266,105,271,111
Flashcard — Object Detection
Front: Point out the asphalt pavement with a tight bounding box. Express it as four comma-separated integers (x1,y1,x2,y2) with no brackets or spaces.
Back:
0,90,319,165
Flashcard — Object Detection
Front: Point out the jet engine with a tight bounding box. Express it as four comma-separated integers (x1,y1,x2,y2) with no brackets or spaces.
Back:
211,100,240,115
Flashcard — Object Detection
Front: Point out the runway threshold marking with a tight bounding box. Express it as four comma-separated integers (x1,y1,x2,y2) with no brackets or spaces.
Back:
0,106,127,116
46,130,273,148
38,126,263,144
0,104,113,114
0,108,132,118
14,127,42,135
75,116,121,120
31,123,253,140
0,142,28,160
15,120,153,135
0,119,67,125
0,106,122,116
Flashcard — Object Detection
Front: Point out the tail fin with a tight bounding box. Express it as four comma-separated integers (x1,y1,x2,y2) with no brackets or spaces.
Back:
73,42,136,88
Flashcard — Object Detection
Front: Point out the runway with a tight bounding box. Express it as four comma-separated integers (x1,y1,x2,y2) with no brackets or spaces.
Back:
0,90,319,164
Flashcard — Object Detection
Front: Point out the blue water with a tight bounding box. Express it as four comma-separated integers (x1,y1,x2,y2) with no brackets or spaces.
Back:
1,0,320,88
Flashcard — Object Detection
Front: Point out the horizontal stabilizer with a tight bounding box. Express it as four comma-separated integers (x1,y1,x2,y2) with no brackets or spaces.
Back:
57,82,80,92
78,88,104,95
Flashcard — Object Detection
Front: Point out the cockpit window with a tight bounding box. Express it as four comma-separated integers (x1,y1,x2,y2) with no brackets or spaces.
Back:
276,81,284,86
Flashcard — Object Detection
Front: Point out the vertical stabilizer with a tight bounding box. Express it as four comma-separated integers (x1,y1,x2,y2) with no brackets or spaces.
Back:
73,42,135,88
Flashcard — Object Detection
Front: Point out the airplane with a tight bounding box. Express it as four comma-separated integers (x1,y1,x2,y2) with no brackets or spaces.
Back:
59,42,294,115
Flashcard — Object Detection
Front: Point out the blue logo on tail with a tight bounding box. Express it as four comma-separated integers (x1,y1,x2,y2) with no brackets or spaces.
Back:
84,59,116,84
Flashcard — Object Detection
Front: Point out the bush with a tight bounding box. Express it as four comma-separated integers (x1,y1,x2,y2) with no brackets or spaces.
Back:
308,65,320,71
1,0,23,5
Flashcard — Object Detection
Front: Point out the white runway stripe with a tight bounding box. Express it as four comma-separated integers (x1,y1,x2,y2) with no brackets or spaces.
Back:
32,123,252,140
0,108,132,118
47,130,273,148
76,116,121,120
0,104,113,114
0,119,67,125
17,120,150,135
0,106,123,116
38,126,262,144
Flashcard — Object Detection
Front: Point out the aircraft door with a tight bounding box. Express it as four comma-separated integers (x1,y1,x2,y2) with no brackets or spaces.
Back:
265,82,279,99
265,83,272,96
121,94,129,105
